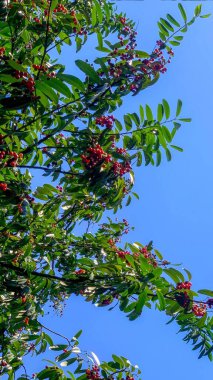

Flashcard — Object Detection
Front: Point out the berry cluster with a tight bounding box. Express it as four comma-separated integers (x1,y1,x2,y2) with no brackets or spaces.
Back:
116,147,127,155
75,269,86,275
140,247,149,258
14,70,28,80
34,17,41,24
0,360,7,367
101,298,113,306
13,70,35,93
32,64,47,72
95,115,115,129
22,77,35,93
0,47,5,57
175,291,190,309
176,281,192,290
116,249,130,259
101,16,139,90
138,247,158,268
56,185,63,192
71,10,78,25
53,3,68,14
112,161,131,176
0,149,23,167
97,17,174,94
192,303,207,317
86,366,100,380
141,41,174,75
24,317,29,325
17,203,23,213
81,144,112,169
0,183,7,191
24,194,35,204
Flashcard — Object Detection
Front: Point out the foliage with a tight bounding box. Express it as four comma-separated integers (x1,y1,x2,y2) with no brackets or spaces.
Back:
0,0,212,378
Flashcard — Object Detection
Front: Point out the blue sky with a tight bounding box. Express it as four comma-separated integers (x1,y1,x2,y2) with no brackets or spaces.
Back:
22,1,213,379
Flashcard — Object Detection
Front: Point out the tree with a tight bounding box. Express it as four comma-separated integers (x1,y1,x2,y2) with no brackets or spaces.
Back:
0,0,212,378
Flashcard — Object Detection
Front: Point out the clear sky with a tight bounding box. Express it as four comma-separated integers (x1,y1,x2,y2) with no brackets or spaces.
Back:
22,1,213,379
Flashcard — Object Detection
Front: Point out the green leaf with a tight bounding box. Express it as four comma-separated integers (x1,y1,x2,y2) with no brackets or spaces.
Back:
156,150,161,167
200,14,211,19
194,5,202,17
73,329,82,340
160,18,174,32
157,104,164,122
47,78,72,98
57,74,85,92
131,112,140,127
145,104,153,121
162,126,172,143
178,3,187,22
135,292,147,314
165,148,172,161
179,118,191,123
198,289,213,297
124,114,132,131
49,345,68,351
170,41,180,47
7,59,25,71
139,105,144,122
162,99,170,119
60,357,77,366
170,145,183,152
137,151,142,167
0,74,19,83
164,268,184,283
156,290,166,311
36,81,58,104
183,268,192,281
112,354,124,367
154,249,163,260
50,0,58,12
134,50,149,58
158,22,169,37
176,99,182,117
75,60,102,84
94,0,103,23
166,14,180,27
91,3,97,26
